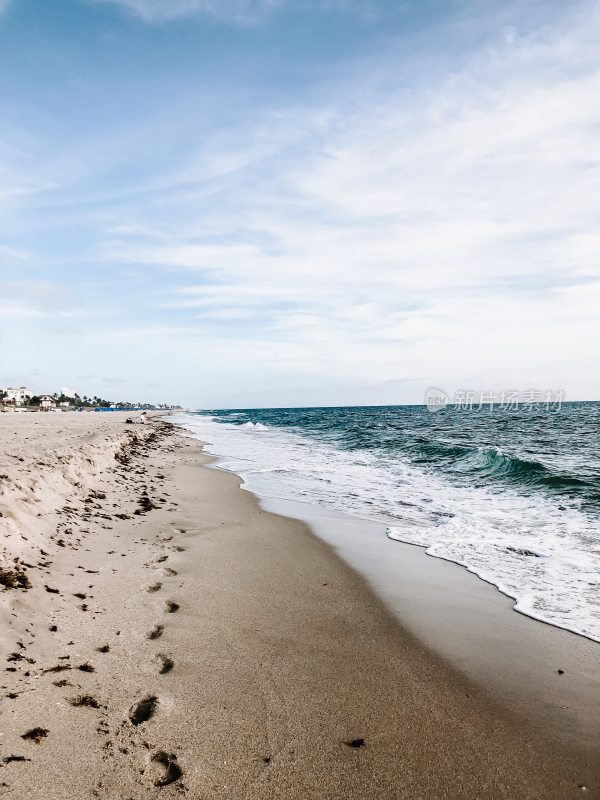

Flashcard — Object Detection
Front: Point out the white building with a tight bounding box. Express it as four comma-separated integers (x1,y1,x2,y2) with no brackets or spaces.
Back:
39,395,57,410
2,387,33,406
60,387,77,399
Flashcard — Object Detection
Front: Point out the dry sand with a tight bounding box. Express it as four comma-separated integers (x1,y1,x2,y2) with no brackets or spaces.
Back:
0,412,598,799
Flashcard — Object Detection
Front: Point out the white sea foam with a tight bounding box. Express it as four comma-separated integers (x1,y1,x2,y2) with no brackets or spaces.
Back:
175,413,600,643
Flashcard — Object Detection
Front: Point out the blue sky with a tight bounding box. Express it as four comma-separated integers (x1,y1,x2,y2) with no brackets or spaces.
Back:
1,0,599,407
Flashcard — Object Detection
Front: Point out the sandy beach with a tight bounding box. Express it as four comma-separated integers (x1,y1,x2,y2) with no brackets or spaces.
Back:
0,413,598,799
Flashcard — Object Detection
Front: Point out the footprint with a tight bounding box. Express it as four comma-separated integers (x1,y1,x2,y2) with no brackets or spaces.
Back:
147,624,164,640
154,654,174,674
147,582,162,593
149,751,182,787
129,696,158,726
162,568,177,577
165,601,179,614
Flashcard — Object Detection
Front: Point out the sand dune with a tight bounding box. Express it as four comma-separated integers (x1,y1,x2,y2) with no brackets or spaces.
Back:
0,413,152,590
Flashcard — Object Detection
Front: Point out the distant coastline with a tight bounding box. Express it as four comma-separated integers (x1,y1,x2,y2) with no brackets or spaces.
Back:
0,384,181,413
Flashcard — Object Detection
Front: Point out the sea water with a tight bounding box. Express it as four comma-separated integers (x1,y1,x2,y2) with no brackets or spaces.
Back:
175,403,600,643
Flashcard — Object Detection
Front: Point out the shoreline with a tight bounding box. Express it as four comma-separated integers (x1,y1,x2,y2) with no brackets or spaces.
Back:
208,456,600,641
258,495,600,751
185,443,600,756
175,408,600,647
0,414,598,798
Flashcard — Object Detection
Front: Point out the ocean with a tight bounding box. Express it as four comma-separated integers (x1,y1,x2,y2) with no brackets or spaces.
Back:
176,402,600,643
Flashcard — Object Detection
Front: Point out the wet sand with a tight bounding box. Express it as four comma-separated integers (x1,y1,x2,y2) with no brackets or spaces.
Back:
262,497,600,753
0,413,598,798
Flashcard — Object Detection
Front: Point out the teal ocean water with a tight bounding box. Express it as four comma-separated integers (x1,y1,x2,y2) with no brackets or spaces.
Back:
177,403,600,642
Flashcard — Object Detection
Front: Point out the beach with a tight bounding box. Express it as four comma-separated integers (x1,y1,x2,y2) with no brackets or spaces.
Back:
0,413,598,799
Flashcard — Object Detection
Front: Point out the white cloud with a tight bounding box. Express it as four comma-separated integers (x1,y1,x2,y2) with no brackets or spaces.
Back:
0,281,109,323
1,279,69,308
0,304,46,320
3,1,600,404
87,0,284,23
93,3,600,401
86,0,371,22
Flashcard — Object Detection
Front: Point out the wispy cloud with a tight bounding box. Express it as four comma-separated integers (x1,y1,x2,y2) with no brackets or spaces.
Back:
85,2,600,401
0,280,109,320
86,0,285,23
2,0,600,404
85,0,373,23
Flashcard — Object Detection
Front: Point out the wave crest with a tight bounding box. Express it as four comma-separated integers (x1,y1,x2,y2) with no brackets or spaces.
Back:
450,445,587,494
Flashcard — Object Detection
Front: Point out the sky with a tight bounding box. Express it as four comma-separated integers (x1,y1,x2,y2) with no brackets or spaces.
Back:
1,0,599,408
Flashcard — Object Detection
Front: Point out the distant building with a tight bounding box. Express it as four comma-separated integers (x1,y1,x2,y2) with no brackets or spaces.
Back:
2,387,33,406
60,387,77,399
39,395,57,410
